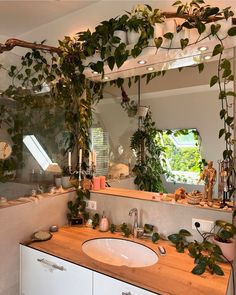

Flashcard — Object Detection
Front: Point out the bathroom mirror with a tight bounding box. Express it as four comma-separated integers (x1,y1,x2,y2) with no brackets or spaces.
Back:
92,53,234,197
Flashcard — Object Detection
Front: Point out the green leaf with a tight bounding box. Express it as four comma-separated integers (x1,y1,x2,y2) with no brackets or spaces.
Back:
225,116,234,125
192,263,206,275
211,24,221,36
225,132,231,140
212,44,224,56
154,37,163,49
163,32,174,40
197,22,206,34
179,229,191,237
152,232,160,243
172,0,182,6
210,75,218,87
176,241,185,253
198,63,204,73
168,233,180,244
107,56,115,71
220,109,226,119
180,38,189,50
228,27,236,36
219,128,225,138
212,264,224,276
226,91,236,97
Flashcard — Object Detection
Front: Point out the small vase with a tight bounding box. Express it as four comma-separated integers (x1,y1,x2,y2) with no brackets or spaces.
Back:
61,176,72,189
127,30,140,45
213,237,235,262
113,30,127,44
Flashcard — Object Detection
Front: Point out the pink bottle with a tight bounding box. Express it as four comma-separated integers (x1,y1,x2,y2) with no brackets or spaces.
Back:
100,176,106,190
93,176,100,190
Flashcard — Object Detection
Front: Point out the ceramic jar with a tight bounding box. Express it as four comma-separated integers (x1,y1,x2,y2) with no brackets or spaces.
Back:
213,238,235,261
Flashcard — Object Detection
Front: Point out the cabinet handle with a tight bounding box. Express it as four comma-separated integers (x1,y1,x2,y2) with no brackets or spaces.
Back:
37,258,66,271
122,293,132,295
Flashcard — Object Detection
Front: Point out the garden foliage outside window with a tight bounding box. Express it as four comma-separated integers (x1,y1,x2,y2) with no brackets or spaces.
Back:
158,129,202,185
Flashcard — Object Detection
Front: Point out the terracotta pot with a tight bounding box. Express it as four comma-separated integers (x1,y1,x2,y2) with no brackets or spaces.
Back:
213,237,235,262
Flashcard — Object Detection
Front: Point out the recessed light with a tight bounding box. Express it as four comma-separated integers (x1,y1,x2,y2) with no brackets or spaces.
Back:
204,55,211,60
138,60,147,65
147,67,154,71
92,71,98,75
198,46,208,52
104,76,109,80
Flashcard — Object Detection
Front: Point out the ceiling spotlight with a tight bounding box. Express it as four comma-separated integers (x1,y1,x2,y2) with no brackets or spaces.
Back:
204,55,211,60
92,71,98,75
104,76,110,80
147,67,154,71
198,46,208,52
138,60,147,65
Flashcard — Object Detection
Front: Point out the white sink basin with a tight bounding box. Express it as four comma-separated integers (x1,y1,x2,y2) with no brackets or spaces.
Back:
82,238,158,267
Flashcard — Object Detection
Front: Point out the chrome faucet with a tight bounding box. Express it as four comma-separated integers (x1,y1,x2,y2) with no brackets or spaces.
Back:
129,208,139,237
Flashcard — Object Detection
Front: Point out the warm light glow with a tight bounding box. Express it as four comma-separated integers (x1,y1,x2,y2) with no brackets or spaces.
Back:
104,76,110,80
92,71,98,75
198,46,208,52
147,67,154,71
204,55,211,60
137,60,147,65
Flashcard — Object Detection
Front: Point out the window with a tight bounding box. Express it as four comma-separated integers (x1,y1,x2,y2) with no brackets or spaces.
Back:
158,129,202,184
90,127,109,176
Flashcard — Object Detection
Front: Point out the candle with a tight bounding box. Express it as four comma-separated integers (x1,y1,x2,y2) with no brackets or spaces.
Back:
89,151,92,167
93,176,100,190
93,150,97,166
79,149,82,164
100,176,106,189
68,151,71,167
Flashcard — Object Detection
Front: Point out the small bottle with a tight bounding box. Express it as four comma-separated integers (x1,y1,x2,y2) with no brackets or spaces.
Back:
99,211,109,232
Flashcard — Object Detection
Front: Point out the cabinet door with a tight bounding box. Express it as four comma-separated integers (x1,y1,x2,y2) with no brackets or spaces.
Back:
20,245,93,295
93,272,159,295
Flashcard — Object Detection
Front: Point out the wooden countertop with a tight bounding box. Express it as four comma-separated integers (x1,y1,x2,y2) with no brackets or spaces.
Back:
28,226,231,295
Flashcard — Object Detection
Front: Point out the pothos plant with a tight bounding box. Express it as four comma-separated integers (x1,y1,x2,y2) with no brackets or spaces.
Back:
130,109,166,192
0,0,235,200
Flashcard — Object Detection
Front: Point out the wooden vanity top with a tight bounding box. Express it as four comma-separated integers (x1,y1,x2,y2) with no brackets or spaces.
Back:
28,226,231,295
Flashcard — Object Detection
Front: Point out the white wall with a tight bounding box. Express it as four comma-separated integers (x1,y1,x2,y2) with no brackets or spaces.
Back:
0,191,75,295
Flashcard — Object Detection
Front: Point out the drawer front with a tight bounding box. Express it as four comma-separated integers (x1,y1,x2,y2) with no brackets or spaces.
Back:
20,245,93,295
93,272,159,295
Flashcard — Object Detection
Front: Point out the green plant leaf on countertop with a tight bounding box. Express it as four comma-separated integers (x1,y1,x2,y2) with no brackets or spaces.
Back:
152,232,160,243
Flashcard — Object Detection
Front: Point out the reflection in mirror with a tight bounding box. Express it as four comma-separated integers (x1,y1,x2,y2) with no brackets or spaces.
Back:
0,52,73,201
93,58,234,206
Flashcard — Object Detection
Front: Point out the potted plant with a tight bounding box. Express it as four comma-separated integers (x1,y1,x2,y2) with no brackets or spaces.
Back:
113,15,129,45
212,219,236,261
61,166,72,189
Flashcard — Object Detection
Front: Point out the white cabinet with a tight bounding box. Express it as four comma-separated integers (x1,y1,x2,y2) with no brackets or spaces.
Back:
93,272,158,295
20,245,93,295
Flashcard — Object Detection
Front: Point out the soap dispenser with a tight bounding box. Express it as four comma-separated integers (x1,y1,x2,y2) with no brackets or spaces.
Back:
99,211,109,232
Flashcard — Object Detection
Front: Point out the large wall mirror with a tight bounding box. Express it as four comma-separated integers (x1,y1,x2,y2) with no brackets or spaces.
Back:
92,51,234,203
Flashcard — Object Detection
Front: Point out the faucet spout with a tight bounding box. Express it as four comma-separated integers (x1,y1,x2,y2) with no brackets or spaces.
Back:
128,208,139,237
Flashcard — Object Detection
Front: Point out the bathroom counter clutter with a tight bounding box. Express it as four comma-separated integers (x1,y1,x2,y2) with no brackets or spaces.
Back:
26,226,231,295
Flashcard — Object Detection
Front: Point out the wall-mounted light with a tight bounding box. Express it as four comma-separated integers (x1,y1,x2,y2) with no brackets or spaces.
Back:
204,55,211,60
147,67,154,71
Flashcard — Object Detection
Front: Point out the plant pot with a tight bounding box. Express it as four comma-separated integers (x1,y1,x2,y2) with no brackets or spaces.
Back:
137,106,149,117
61,176,72,189
213,237,235,262
127,30,140,45
55,177,62,188
113,30,127,44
